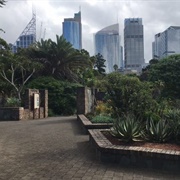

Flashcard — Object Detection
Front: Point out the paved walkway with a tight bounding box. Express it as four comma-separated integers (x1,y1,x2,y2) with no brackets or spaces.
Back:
0,116,180,180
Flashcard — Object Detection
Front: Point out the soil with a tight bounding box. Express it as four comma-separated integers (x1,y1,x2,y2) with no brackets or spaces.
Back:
102,131,180,151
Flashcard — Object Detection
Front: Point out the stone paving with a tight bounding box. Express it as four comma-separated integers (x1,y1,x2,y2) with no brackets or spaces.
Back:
0,116,180,180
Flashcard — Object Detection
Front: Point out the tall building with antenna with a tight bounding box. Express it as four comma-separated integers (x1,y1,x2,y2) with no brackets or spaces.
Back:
62,10,82,50
12,12,36,53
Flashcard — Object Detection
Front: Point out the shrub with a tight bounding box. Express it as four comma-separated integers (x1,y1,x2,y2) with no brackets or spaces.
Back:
104,72,158,120
91,115,114,123
5,97,21,107
27,76,82,115
95,101,113,116
165,109,180,143
110,115,143,142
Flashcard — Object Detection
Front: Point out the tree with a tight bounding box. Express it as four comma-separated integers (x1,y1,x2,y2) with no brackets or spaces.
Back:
113,64,118,72
0,38,41,101
94,53,106,74
104,72,158,119
26,35,91,82
0,0,5,8
147,54,180,99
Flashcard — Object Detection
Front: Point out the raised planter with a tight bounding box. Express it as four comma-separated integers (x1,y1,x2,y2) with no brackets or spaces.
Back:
0,107,24,120
77,114,113,134
89,129,180,172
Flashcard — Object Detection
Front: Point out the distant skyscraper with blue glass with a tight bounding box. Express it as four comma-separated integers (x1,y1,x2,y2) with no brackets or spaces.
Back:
124,18,144,72
152,26,180,59
95,24,122,73
62,11,82,50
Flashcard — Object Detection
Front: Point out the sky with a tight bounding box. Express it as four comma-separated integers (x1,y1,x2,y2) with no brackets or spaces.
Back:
1,0,180,62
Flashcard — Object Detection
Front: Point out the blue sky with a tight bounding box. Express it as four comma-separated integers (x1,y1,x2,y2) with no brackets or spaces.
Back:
1,0,180,62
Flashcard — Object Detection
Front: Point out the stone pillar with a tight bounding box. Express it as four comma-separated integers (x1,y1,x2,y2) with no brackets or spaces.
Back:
77,87,86,114
40,89,48,118
77,87,95,115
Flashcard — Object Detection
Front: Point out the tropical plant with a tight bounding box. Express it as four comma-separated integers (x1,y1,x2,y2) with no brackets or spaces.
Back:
25,35,91,82
144,118,172,143
165,109,180,143
0,0,5,8
111,115,143,142
94,53,106,74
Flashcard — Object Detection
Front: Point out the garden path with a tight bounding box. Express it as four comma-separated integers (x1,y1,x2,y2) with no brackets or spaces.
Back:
0,116,179,180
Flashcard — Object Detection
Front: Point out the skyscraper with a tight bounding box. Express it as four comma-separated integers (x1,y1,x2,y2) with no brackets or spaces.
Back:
124,18,144,72
152,26,180,59
12,12,36,53
95,24,122,73
62,11,82,50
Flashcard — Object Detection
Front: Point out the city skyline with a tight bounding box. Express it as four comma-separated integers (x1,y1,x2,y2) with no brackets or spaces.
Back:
95,24,122,73
152,26,180,59
63,11,82,50
1,0,180,62
124,18,144,72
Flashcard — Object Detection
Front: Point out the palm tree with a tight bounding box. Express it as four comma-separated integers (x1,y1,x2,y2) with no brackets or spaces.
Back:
28,35,91,82
0,0,6,8
94,53,106,74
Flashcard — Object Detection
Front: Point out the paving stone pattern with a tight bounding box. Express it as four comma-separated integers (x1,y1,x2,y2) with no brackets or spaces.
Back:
0,116,180,180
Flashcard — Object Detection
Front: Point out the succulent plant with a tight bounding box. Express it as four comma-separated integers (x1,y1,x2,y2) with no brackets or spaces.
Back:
110,115,143,142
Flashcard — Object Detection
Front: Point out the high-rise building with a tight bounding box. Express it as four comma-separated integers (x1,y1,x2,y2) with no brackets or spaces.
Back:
12,12,36,53
124,18,144,72
94,24,122,73
62,11,82,50
152,26,180,59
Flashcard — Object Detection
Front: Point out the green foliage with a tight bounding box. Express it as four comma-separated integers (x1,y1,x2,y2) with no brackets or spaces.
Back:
104,72,157,119
144,118,172,143
0,38,41,101
25,36,91,82
0,0,5,8
91,115,114,123
165,109,180,143
111,115,143,142
145,55,180,99
5,97,20,107
95,101,113,116
27,76,82,115
94,53,106,74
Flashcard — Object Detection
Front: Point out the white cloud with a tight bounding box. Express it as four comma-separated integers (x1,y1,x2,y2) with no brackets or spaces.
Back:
1,0,180,62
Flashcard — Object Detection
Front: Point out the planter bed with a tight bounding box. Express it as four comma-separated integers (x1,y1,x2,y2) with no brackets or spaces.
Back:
89,129,180,173
77,114,113,134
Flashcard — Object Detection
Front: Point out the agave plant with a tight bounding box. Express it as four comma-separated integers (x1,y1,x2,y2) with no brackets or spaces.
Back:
110,115,143,142
144,118,172,143
165,109,180,143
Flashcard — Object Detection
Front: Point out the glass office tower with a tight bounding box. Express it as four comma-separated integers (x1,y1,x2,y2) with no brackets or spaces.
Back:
63,11,82,50
124,18,144,72
12,13,36,53
152,26,180,59
95,24,122,73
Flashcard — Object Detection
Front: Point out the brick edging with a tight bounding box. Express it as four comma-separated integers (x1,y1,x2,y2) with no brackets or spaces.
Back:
77,114,113,133
89,129,180,160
